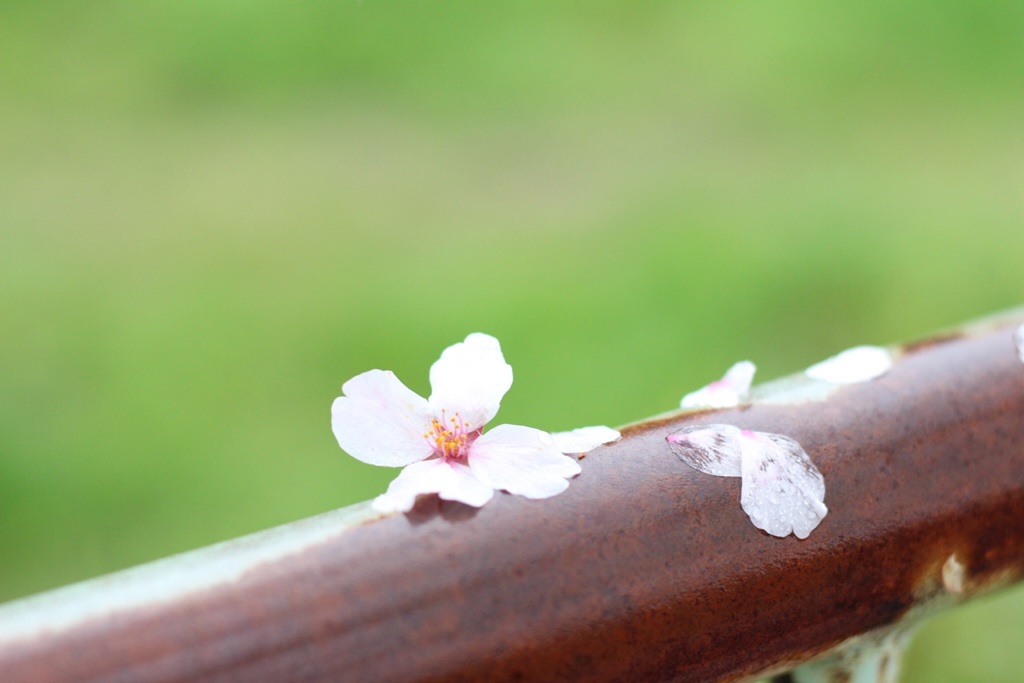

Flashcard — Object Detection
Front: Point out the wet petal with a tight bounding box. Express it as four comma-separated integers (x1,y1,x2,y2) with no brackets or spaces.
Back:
666,423,743,477
738,431,827,539
332,370,434,467
428,333,513,430
668,424,827,539
805,346,892,384
469,424,581,499
550,425,621,454
372,459,494,513
681,360,756,409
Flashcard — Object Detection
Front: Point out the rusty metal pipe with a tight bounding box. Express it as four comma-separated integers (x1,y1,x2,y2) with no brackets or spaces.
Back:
2,312,1023,682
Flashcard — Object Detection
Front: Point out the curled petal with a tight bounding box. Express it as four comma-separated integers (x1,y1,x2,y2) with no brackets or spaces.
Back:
550,425,621,454
428,333,513,430
331,370,434,467
721,360,756,392
468,424,581,499
681,360,756,409
666,424,743,477
805,346,892,384
738,431,827,539
372,459,494,513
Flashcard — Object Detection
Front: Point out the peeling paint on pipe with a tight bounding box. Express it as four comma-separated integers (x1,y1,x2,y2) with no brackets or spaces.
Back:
1,311,1023,683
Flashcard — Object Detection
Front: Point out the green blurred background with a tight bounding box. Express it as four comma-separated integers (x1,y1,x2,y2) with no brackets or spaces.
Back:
1,1,1022,680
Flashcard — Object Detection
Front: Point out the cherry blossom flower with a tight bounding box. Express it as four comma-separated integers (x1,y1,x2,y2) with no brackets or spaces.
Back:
805,346,892,384
666,424,827,539
331,333,619,513
680,361,756,409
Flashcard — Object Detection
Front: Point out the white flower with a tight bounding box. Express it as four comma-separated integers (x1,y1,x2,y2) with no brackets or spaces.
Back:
805,345,892,384
666,424,827,539
680,360,756,409
331,333,620,513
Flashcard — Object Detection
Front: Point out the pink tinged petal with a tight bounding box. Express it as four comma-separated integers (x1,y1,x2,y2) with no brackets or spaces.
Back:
428,333,513,430
550,425,621,454
805,346,892,384
722,360,757,393
468,424,581,499
738,431,827,540
372,459,494,513
331,369,434,467
680,360,757,409
1016,324,1024,365
666,424,743,477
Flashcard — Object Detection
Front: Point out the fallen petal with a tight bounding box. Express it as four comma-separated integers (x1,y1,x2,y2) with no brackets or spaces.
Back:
550,425,621,454
666,424,743,477
1016,324,1024,365
805,346,892,384
681,360,756,409
738,431,827,539
668,424,827,539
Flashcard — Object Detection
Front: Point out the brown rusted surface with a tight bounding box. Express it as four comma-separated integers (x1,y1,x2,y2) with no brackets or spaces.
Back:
2,318,1024,682
901,330,964,354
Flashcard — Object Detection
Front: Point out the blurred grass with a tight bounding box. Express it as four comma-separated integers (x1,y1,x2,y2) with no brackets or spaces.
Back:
1,1,1023,679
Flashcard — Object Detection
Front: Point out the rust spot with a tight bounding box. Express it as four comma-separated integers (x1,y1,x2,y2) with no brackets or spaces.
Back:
902,331,963,353
618,413,681,438
577,454,586,460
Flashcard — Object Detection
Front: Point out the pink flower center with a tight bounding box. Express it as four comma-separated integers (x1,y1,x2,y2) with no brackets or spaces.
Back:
424,412,475,461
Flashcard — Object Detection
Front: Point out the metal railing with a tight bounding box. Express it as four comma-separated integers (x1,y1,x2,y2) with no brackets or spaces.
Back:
2,311,1023,682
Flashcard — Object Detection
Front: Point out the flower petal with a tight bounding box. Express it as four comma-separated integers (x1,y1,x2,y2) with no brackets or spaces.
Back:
331,369,434,467
468,424,581,499
372,459,494,513
805,346,892,384
550,425,621,454
1016,324,1024,365
428,333,513,430
681,360,756,409
738,431,827,539
666,423,743,477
